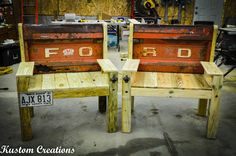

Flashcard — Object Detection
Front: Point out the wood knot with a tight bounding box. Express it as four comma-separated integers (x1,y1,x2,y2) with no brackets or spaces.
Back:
169,90,174,94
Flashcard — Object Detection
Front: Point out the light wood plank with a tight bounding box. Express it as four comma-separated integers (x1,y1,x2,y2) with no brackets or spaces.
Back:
103,23,108,59
89,72,109,87
77,72,95,88
55,73,69,89
175,73,184,88
131,96,134,113
131,88,212,99
210,25,218,62
107,72,118,132
16,62,35,77
27,72,110,91
128,23,134,59
18,23,25,62
42,74,55,90
192,74,211,89
128,19,140,24
144,72,157,88
131,72,145,87
157,73,176,88
198,99,208,116
28,75,42,91
207,75,223,138
180,74,210,89
67,73,81,88
132,72,211,90
53,87,109,98
97,59,118,72
122,59,140,72
203,73,213,86
201,62,223,76
122,72,132,133
17,77,32,141
180,74,195,88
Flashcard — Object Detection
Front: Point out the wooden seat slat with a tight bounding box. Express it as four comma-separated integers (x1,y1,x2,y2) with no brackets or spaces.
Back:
28,74,42,91
67,73,81,89
55,73,69,89
89,72,109,87
156,73,176,88
42,74,55,90
131,72,211,90
27,72,109,92
77,72,96,88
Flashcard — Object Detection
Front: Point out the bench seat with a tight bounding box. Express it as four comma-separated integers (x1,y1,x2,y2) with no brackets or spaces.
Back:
130,72,213,99
131,72,211,90
26,72,109,98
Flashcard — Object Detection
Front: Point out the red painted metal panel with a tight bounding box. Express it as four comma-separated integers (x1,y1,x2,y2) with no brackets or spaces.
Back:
31,33,103,40
23,24,104,73
28,42,103,63
133,24,214,73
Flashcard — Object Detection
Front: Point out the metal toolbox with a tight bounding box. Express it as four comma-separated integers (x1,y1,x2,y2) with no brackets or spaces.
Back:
0,42,21,66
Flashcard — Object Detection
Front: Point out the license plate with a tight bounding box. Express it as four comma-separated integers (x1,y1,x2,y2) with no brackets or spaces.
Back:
20,91,53,107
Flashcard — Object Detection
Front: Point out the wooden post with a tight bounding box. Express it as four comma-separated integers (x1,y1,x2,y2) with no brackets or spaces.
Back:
18,23,25,62
128,23,134,59
207,75,223,138
131,96,134,113
122,72,132,133
98,96,107,113
103,23,108,59
197,99,208,116
107,72,118,132
210,25,218,62
29,107,34,117
17,77,33,141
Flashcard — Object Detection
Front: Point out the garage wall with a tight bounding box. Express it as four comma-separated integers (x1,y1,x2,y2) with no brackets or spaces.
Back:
24,0,195,24
223,0,236,25
156,0,195,25
38,0,131,17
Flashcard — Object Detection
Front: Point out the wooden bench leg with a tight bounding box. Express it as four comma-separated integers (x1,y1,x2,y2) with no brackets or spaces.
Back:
29,107,34,117
207,76,223,139
17,77,33,141
98,96,107,113
197,99,208,116
107,72,118,132
19,107,33,141
122,72,132,133
131,96,134,113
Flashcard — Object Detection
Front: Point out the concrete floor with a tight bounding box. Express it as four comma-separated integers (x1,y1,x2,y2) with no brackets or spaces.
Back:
0,41,236,156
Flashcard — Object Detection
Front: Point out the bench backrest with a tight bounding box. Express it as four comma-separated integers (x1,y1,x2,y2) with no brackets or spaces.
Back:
18,23,107,73
128,23,217,73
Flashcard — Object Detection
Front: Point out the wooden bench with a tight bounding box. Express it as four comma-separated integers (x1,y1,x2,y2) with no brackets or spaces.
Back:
16,23,118,141
121,20,223,138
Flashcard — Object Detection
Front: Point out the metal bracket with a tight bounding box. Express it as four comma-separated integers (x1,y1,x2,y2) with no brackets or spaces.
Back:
123,75,130,83
110,75,118,83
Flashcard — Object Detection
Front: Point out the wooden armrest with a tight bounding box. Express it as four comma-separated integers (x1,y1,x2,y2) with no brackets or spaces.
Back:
16,62,35,77
122,59,140,72
128,19,140,24
97,59,118,72
201,61,223,76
